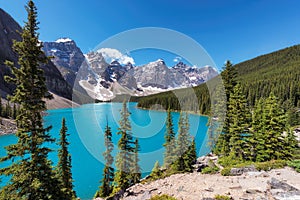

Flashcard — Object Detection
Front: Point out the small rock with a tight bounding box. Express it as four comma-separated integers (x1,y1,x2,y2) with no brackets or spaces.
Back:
245,189,261,194
229,185,242,189
204,187,214,192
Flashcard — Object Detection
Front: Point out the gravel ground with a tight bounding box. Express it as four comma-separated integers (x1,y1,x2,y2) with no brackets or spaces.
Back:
120,167,300,200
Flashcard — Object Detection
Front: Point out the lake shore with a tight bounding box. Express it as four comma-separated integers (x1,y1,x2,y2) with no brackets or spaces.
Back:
115,167,300,200
0,118,16,135
135,105,210,117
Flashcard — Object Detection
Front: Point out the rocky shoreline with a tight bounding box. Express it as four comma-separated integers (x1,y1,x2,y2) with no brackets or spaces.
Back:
94,154,300,200
0,117,16,135
105,167,300,200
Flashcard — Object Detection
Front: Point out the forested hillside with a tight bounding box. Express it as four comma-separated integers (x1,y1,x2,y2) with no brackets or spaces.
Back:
137,45,300,118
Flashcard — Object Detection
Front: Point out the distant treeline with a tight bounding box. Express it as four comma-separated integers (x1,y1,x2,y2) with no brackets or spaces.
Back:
137,45,300,125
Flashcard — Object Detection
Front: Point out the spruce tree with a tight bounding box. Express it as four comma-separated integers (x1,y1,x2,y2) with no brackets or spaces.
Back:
150,161,161,179
57,118,76,199
114,101,135,192
12,103,17,119
131,139,141,184
0,1,63,199
228,83,252,160
173,112,191,172
96,120,114,198
215,60,237,156
254,93,291,161
163,109,176,168
184,138,197,172
251,99,265,161
207,83,226,152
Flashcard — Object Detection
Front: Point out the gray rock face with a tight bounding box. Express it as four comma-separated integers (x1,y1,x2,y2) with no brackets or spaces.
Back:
42,38,218,101
269,178,300,199
133,59,189,89
76,55,219,101
230,165,257,176
0,8,72,100
43,39,85,86
172,62,219,86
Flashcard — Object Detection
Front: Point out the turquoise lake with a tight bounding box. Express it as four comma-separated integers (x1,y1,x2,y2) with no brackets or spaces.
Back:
0,102,210,200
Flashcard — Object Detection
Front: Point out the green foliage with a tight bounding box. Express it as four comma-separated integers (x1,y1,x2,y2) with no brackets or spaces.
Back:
207,83,226,151
57,118,76,199
219,160,287,176
218,154,241,167
172,112,192,172
0,100,20,119
214,61,238,156
150,161,162,180
131,139,141,184
114,101,140,192
252,94,296,162
0,1,64,199
96,121,114,198
137,45,300,123
201,165,219,174
150,194,178,200
228,83,252,160
220,167,232,176
163,109,176,168
214,194,232,200
254,160,287,171
288,160,300,173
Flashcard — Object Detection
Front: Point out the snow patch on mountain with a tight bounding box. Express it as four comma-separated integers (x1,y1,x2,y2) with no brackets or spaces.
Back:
55,38,73,43
98,48,135,65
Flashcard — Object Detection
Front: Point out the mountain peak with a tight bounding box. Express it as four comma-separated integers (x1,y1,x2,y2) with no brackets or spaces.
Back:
55,38,73,43
148,59,165,66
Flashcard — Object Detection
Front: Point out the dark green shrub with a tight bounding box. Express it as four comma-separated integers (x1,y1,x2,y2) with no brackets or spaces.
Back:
288,160,300,173
201,166,219,174
220,167,231,176
254,160,287,171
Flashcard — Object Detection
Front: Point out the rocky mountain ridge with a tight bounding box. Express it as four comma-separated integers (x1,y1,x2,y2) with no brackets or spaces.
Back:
0,8,72,100
43,40,218,101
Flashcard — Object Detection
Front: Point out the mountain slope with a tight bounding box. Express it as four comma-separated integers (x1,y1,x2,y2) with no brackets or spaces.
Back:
0,8,72,100
77,54,218,101
43,38,85,87
137,45,300,114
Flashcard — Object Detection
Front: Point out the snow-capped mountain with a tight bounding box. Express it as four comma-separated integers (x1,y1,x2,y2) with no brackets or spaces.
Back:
77,53,218,101
43,39,218,101
172,62,218,86
43,38,85,86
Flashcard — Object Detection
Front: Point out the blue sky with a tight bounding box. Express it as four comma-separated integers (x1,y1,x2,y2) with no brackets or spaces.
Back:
1,0,300,69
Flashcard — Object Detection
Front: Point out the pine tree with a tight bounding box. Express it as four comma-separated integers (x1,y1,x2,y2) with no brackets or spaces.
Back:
215,60,237,156
163,109,176,168
207,83,226,152
12,103,17,119
228,83,252,160
114,101,135,192
57,118,76,199
173,112,191,172
131,139,141,184
184,138,197,172
254,93,291,161
150,161,161,179
0,1,63,199
251,99,265,161
96,120,114,198
283,128,298,159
